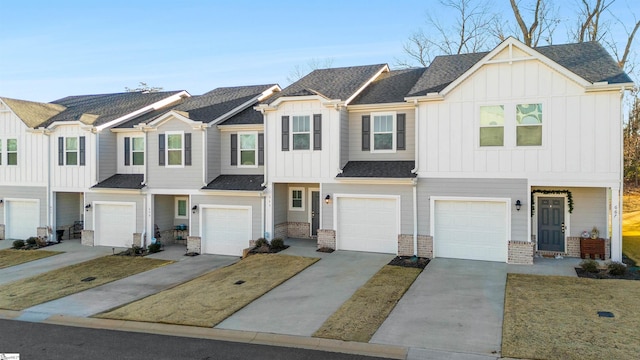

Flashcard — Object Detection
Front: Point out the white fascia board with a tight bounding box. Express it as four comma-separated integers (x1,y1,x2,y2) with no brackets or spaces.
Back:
87,188,146,194
404,93,445,103
334,177,415,185
344,64,390,106
585,82,635,92
269,94,330,108
347,102,414,112
110,127,144,133
46,120,87,130
147,111,205,129
198,190,264,197
95,91,190,132
257,85,282,101
217,124,263,132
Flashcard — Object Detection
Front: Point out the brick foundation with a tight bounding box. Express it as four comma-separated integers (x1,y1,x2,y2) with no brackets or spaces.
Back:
0,224,5,240
81,230,94,246
605,238,611,260
534,237,611,260
508,241,534,264
398,234,433,258
317,229,336,250
566,237,581,257
187,236,201,254
287,222,311,238
274,223,288,239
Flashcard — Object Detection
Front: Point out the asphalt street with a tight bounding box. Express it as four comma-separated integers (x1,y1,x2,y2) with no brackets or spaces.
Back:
0,319,392,360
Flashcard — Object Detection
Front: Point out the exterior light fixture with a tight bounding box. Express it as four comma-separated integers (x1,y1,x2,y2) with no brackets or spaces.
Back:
325,195,331,204
192,205,198,213
515,200,522,211
85,204,91,211
0,199,3,205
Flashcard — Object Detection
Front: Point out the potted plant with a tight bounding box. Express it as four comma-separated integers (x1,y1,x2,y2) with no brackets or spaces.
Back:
590,226,599,239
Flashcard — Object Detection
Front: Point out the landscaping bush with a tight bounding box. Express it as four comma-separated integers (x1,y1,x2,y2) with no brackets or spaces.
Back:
607,261,627,276
148,243,162,253
254,238,269,248
26,237,38,245
580,259,600,273
12,240,25,249
270,238,285,250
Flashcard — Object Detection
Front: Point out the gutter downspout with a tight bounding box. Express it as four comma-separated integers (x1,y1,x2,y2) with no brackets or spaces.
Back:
413,179,418,256
202,126,207,186
259,108,269,239
45,131,53,231
141,196,147,248
411,99,419,256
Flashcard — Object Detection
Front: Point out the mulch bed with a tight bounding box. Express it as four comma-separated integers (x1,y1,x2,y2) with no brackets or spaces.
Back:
575,267,640,280
316,247,335,253
388,256,430,269
249,245,289,254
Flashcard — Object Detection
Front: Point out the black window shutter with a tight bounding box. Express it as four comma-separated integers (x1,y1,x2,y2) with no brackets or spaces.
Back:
79,136,86,166
258,133,264,165
397,114,406,150
184,133,192,166
362,115,370,151
281,116,289,151
313,114,322,150
158,134,165,165
58,137,64,165
124,137,130,166
230,134,238,166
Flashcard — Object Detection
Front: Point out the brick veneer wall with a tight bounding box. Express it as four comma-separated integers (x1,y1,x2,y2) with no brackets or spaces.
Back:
317,229,336,250
81,230,94,246
274,223,288,239
605,238,611,260
398,234,433,258
187,236,201,254
286,222,311,239
133,233,142,247
566,237,581,257
508,241,534,264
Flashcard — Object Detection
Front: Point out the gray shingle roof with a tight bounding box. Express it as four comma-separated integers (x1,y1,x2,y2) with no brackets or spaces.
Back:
92,174,145,189
337,161,416,178
351,68,426,105
43,91,185,127
202,175,265,191
218,105,263,125
267,64,387,104
408,40,633,97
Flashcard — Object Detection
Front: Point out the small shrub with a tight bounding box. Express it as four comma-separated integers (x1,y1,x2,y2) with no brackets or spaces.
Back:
36,238,48,247
26,237,38,245
148,243,162,253
270,238,285,250
607,261,627,276
580,259,599,273
12,240,25,249
254,238,269,248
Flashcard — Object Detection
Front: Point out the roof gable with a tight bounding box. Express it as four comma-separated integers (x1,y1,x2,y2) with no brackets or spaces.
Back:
0,97,66,128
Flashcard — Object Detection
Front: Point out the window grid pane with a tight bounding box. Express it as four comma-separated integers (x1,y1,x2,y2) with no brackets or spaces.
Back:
516,104,542,146
168,150,182,165
66,137,77,151
7,139,17,151
167,134,182,150
240,134,255,150
66,152,78,165
480,127,504,147
132,152,144,166
132,137,144,151
177,200,187,216
292,190,303,208
240,150,256,165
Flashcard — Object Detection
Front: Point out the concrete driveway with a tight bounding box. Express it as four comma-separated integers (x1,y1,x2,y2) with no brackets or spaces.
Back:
371,258,507,357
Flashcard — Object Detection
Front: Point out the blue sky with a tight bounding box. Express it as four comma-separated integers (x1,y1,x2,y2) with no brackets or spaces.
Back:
1,0,638,102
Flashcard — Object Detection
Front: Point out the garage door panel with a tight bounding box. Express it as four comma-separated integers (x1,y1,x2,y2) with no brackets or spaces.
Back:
337,197,397,254
95,203,135,248
434,200,507,262
6,200,39,239
202,207,250,256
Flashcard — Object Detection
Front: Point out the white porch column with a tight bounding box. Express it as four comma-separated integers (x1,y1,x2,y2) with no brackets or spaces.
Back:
146,193,154,243
610,186,622,262
264,186,274,240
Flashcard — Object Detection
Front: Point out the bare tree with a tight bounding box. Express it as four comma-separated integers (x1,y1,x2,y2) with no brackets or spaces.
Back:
286,58,334,84
125,82,163,93
510,0,559,46
573,0,614,42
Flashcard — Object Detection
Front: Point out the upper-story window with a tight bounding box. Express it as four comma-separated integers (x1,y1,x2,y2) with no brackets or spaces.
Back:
479,105,505,147
361,113,405,152
240,132,257,166
0,138,18,166
58,136,85,166
159,132,191,167
516,103,542,146
124,137,144,166
281,115,322,151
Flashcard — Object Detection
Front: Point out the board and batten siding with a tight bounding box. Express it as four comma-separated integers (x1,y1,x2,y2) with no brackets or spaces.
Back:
191,194,262,240
116,132,145,175
417,178,528,241
50,125,97,190
85,192,145,233
265,101,340,182
0,185,48,227
219,131,264,175
322,183,414,235
146,118,205,189
417,51,622,185
347,109,415,161
0,105,48,185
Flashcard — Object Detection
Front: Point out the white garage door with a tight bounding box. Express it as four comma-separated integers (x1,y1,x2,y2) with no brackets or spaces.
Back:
337,197,398,254
95,203,135,247
434,200,508,262
6,200,39,239
202,207,251,256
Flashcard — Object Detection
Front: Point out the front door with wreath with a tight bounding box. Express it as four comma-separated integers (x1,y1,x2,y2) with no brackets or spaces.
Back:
537,197,565,252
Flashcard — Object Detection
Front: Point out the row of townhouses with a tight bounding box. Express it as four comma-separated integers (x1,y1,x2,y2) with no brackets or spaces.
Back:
0,38,633,264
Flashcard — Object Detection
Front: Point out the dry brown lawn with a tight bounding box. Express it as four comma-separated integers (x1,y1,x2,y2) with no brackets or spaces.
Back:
502,273,640,360
0,249,62,269
0,256,171,310
313,265,422,342
96,254,318,327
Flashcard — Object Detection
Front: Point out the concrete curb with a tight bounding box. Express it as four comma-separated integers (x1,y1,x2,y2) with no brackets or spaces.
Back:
42,315,408,359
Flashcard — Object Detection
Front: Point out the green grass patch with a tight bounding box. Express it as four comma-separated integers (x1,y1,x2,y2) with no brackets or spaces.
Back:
0,249,62,269
313,265,422,342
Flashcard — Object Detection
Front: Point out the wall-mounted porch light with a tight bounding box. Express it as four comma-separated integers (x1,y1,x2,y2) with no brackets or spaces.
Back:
0,199,3,205
515,200,522,211
325,195,331,205
85,204,91,211
192,205,198,213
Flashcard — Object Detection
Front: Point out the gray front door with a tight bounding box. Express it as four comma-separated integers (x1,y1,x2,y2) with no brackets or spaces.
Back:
538,197,565,252
311,191,320,236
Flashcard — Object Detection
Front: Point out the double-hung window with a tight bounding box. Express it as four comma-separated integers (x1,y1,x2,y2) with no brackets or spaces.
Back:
159,132,191,167
167,133,183,166
292,115,310,150
239,132,257,166
362,113,405,152
479,105,505,147
66,137,78,165
131,137,145,165
516,103,542,146
175,197,188,219
6,139,17,165
373,114,394,151
58,136,85,166
289,187,304,211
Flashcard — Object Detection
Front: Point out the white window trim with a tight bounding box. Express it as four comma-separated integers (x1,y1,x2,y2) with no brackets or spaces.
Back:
371,112,396,153
65,136,80,166
165,131,184,168
289,187,305,211
477,102,545,149
291,115,311,151
5,138,17,166
238,131,258,168
131,137,145,166
175,197,188,219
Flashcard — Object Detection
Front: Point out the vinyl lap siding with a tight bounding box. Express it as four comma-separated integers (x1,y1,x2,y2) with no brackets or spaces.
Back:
207,127,221,182
347,110,415,161
98,132,117,182
220,131,264,175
